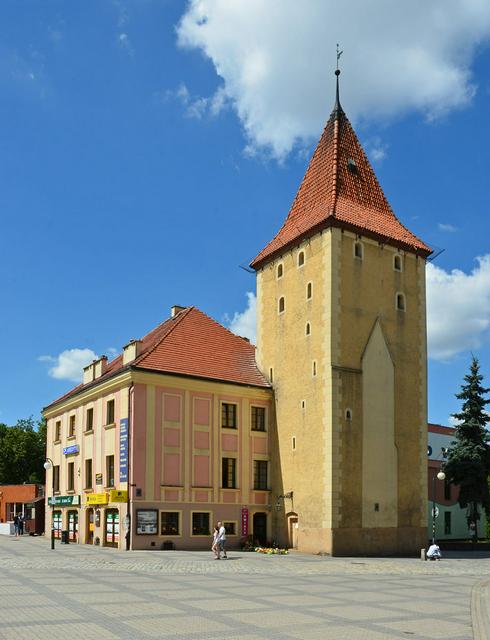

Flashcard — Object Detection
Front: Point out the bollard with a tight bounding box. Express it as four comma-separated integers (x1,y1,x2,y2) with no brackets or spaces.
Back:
420,548,427,561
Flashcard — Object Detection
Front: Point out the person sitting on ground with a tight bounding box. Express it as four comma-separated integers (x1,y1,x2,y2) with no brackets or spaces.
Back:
426,543,442,561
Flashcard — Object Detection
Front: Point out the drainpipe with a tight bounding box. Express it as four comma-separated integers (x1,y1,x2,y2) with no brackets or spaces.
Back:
126,382,134,551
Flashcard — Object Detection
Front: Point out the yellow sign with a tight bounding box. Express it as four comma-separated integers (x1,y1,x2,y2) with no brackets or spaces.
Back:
109,489,128,503
86,493,109,505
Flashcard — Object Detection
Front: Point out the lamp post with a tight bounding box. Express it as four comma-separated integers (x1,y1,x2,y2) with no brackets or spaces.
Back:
43,458,55,550
431,470,446,544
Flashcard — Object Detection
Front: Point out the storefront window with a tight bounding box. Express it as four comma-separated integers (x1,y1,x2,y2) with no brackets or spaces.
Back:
192,512,210,536
161,512,179,535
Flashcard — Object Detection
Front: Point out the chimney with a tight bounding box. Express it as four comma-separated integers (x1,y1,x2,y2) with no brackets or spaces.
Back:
93,355,108,379
171,305,186,317
123,339,142,365
83,362,95,385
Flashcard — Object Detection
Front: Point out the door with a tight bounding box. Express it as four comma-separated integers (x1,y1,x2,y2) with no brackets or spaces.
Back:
105,509,120,547
288,515,298,549
253,512,267,546
68,510,78,542
86,508,94,544
53,510,62,539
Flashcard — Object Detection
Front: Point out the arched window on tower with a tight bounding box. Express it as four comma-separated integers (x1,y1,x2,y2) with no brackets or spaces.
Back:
306,282,312,300
396,292,406,311
393,254,402,272
298,251,305,267
354,241,363,260
277,263,283,279
278,297,285,313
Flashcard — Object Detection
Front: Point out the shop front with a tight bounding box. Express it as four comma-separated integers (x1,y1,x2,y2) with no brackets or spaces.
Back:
47,495,80,541
85,490,127,548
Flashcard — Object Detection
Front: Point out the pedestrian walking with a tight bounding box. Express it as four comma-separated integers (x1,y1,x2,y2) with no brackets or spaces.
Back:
212,525,220,559
217,521,227,559
13,514,19,537
18,514,24,536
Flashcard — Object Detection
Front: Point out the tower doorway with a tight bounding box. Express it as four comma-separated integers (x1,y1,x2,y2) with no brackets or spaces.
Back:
253,512,267,546
287,513,298,548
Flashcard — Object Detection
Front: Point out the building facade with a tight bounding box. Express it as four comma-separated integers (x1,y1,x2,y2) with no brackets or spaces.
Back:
251,78,431,556
0,484,45,535
44,307,273,549
428,423,486,541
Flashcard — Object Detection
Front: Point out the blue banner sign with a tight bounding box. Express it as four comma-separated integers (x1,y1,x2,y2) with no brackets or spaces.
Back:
63,444,79,456
120,418,128,482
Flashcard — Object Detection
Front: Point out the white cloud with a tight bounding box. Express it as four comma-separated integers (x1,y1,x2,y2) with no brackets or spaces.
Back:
438,223,458,232
365,137,388,162
226,292,257,343
118,32,134,56
176,0,490,159
427,255,490,361
166,82,228,119
39,348,98,382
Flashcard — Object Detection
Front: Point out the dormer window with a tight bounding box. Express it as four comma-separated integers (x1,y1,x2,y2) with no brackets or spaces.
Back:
354,241,363,260
277,263,283,279
348,157,358,175
298,251,305,267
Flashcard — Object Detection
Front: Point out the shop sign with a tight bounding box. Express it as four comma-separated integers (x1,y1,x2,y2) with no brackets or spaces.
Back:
109,489,128,503
48,495,80,506
241,507,249,536
63,444,79,456
119,418,128,483
86,493,109,505
136,509,158,535
95,473,103,486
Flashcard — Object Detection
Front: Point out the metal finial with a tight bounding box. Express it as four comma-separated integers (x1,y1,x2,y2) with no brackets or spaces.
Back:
334,44,343,112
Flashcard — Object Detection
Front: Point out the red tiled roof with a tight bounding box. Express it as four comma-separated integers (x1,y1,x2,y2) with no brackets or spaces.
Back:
428,423,455,435
45,307,269,410
251,103,431,269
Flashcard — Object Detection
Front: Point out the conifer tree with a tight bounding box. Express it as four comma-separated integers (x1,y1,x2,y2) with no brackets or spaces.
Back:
443,357,490,532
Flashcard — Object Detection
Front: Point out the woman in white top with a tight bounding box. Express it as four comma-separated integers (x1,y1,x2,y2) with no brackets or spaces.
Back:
211,525,220,558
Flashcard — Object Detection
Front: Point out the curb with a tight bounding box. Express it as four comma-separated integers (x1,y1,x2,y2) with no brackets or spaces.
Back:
471,577,490,640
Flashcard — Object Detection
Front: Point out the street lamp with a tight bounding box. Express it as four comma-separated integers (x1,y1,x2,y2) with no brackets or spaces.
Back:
44,458,55,550
431,470,446,544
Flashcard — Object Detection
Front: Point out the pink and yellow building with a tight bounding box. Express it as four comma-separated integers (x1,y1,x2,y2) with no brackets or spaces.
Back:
44,306,273,550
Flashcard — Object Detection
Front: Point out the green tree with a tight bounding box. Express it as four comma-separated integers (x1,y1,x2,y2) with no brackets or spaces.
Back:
443,357,490,535
0,416,47,484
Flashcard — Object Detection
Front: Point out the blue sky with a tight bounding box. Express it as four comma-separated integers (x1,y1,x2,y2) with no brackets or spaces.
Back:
1,1,490,427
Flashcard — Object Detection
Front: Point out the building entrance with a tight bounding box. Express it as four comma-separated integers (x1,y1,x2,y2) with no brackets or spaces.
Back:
105,509,119,547
68,510,78,542
253,512,267,546
86,508,94,544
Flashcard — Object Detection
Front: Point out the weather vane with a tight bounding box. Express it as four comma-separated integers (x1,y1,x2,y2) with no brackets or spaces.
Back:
336,44,343,75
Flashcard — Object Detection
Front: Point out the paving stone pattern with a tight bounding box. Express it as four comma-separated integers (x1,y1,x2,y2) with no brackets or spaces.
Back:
0,536,486,639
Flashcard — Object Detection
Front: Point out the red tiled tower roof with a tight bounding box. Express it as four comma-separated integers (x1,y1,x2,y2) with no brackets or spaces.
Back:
45,307,269,409
251,83,431,269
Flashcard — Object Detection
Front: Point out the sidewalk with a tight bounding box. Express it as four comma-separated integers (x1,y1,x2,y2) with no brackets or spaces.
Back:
1,535,488,639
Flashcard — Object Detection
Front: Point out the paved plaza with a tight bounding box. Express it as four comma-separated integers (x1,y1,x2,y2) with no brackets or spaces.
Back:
0,536,489,639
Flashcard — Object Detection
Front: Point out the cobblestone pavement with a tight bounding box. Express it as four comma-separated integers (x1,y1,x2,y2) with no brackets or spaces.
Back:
0,536,488,640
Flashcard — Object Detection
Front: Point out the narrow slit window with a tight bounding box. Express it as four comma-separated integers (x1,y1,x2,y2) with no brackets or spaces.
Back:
345,409,352,421
298,251,305,267
278,297,285,313
354,241,363,260
396,293,406,311
269,367,273,382
312,361,317,376
292,436,296,451
394,255,402,271
306,282,312,300
305,322,311,336
277,263,283,279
